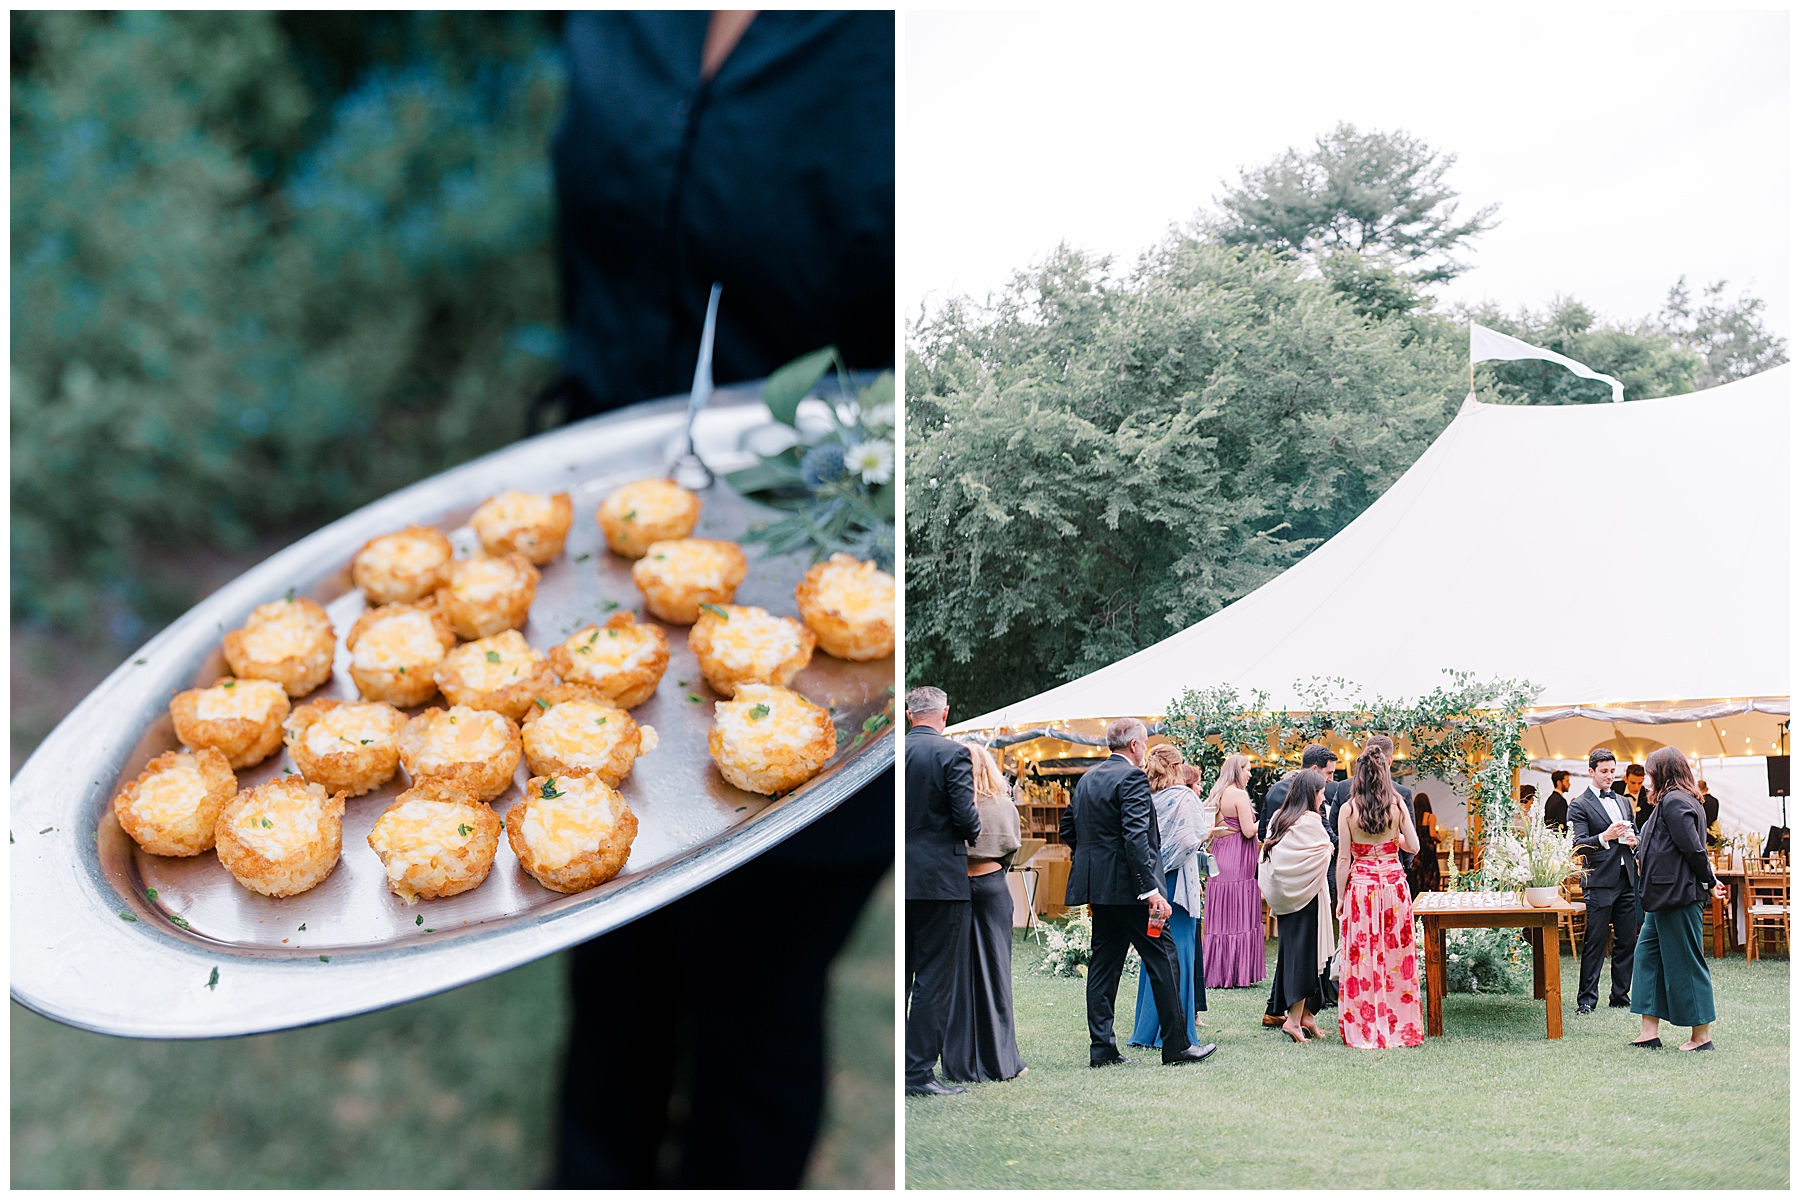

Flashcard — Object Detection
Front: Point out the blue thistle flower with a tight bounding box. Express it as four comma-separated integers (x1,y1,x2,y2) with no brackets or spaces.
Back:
799,442,846,488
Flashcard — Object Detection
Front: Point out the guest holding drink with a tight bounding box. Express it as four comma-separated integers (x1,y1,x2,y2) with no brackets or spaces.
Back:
1256,770,1335,1042
1630,746,1728,1051
1128,745,1208,1050
1202,754,1267,989
1334,742,1424,1049
942,741,1027,1082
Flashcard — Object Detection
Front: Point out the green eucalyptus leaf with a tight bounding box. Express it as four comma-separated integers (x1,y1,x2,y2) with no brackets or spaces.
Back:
761,346,838,427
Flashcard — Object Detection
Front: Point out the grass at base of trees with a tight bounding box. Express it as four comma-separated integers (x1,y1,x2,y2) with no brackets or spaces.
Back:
905,932,1788,1189
11,873,892,1189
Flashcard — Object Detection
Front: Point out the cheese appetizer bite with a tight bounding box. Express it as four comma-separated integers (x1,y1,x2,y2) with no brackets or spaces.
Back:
629,538,747,625
507,773,639,895
546,612,669,709
795,553,896,661
346,601,457,708
707,683,836,797
432,629,558,721
520,685,657,786
396,704,522,803
366,778,502,905
221,597,337,697
215,776,346,898
596,478,701,559
112,748,237,857
169,677,290,770
282,698,408,798
470,490,572,565
687,603,816,698
351,525,454,605
434,552,539,641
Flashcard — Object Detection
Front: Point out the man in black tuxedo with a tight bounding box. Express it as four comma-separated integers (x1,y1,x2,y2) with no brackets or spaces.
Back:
1061,718,1217,1068
1570,748,1641,1013
1696,780,1719,832
1543,770,1571,832
1615,763,1652,828
903,686,981,1096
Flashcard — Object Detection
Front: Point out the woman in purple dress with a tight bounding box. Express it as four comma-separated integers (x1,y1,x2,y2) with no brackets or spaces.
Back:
1203,754,1267,987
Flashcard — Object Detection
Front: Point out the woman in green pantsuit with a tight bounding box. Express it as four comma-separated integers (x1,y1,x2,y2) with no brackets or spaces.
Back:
1629,746,1728,1052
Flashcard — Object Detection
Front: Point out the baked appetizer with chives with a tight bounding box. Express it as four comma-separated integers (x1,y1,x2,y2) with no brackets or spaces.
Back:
708,683,836,797
795,553,896,661
169,677,291,770
470,490,573,565
221,597,337,698
596,478,701,559
351,525,454,606
432,629,559,722
346,601,457,708
434,552,540,641
366,778,502,905
282,698,408,798
396,704,523,803
215,776,346,898
507,773,639,894
112,748,237,857
629,537,748,625
687,603,816,698
520,685,658,786
546,612,670,709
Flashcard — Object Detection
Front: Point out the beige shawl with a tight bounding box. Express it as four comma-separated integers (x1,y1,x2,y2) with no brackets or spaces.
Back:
1257,810,1337,975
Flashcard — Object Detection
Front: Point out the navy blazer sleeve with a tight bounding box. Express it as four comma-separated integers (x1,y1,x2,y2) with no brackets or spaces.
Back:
945,745,980,845
1059,800,1078,851
1118,768,1161,897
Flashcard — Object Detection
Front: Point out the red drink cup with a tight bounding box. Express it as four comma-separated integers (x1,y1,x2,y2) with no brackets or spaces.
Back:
1147,913,1165,938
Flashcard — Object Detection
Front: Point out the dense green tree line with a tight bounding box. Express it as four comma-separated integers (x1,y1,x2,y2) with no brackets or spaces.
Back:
12,12,564,636
906,126,1786,719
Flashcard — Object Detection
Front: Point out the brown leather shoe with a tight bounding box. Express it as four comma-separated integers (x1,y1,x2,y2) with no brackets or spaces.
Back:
1262,1014,1283,1028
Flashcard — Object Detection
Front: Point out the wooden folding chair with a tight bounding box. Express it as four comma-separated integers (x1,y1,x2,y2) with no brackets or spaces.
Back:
1557,876,1586,959
1747,870,1790,960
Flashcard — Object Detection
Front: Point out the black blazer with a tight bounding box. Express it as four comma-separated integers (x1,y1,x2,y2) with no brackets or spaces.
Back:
1635,789,1717,912
904,726,980,901
1542,789,1570,832
1569,786,1640,901
1061,755,1161,907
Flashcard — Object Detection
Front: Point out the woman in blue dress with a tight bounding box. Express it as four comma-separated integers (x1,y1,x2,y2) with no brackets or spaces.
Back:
1129,744,1208,1049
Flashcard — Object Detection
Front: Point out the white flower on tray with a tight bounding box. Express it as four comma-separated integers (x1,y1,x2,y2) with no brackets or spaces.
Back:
845,439,894,485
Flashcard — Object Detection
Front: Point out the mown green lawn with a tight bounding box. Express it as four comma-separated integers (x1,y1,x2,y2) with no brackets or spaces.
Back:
12,873,893,1189
906,932,1787,1189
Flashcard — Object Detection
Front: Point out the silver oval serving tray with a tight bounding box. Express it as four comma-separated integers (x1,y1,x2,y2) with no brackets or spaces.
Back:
11,385,895,1039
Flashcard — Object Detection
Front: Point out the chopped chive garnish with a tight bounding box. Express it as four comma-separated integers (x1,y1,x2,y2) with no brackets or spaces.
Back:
574,552,591,562
285,587,296,602
360,739,371,745
688,694,703,704
577,645,591,654
222,680,235,689
735,806,747,813
622,509,636,521
457,823,473,837
749,703,770,720
595,717,607,726
700,603,730,621
134,658,147,665
416,914,424,926
540,779,563,799
602,600,619,612
397,666,405,675
170,915,191,930
38,827,52,835
534,697,549,710
145,887,158,902
653,553,665,560
837,729,850,744
299,923,306,931
319,955,330,962
485,650,501,663
119,911,137,922
607,629,619,637
206,967,218,989
260,818,274,828
587,629,600,643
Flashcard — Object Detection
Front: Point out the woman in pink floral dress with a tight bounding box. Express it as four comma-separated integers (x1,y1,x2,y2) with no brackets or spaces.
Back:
1333,742,1424,1049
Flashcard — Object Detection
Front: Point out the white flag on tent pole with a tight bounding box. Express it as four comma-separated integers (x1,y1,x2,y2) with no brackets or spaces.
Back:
1469,322,1625,403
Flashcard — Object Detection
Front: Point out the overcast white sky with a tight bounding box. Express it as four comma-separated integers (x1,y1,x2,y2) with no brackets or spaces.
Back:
903,10,1790,336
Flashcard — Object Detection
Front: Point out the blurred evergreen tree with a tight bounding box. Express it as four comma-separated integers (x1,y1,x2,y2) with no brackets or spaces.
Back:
11,11,565,637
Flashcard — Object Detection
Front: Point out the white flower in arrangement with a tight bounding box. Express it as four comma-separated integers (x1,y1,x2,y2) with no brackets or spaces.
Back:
862,402,895,431
845,439,894,485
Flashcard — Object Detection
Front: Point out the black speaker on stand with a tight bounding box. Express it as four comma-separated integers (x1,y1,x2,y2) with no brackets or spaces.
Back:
1769,719,1789,848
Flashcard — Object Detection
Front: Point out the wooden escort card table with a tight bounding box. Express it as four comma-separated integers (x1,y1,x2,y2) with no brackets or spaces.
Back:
1415,891,1577,1040
1711,869,1747,957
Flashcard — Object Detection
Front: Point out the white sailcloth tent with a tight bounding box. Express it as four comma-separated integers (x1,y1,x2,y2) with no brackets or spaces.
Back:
951,365,1791,826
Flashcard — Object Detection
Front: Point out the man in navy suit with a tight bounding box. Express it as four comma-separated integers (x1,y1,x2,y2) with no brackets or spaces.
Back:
903,686,981,1095
1062,718,1217,1068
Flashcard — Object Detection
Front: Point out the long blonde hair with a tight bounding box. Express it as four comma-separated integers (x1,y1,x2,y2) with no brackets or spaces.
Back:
1208,754,1251,806
958,739,1009,800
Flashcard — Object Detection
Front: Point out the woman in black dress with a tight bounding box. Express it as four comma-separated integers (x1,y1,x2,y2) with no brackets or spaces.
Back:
941,741,1027,1082
1257,770,1335,1042
1630,746,1729,1051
